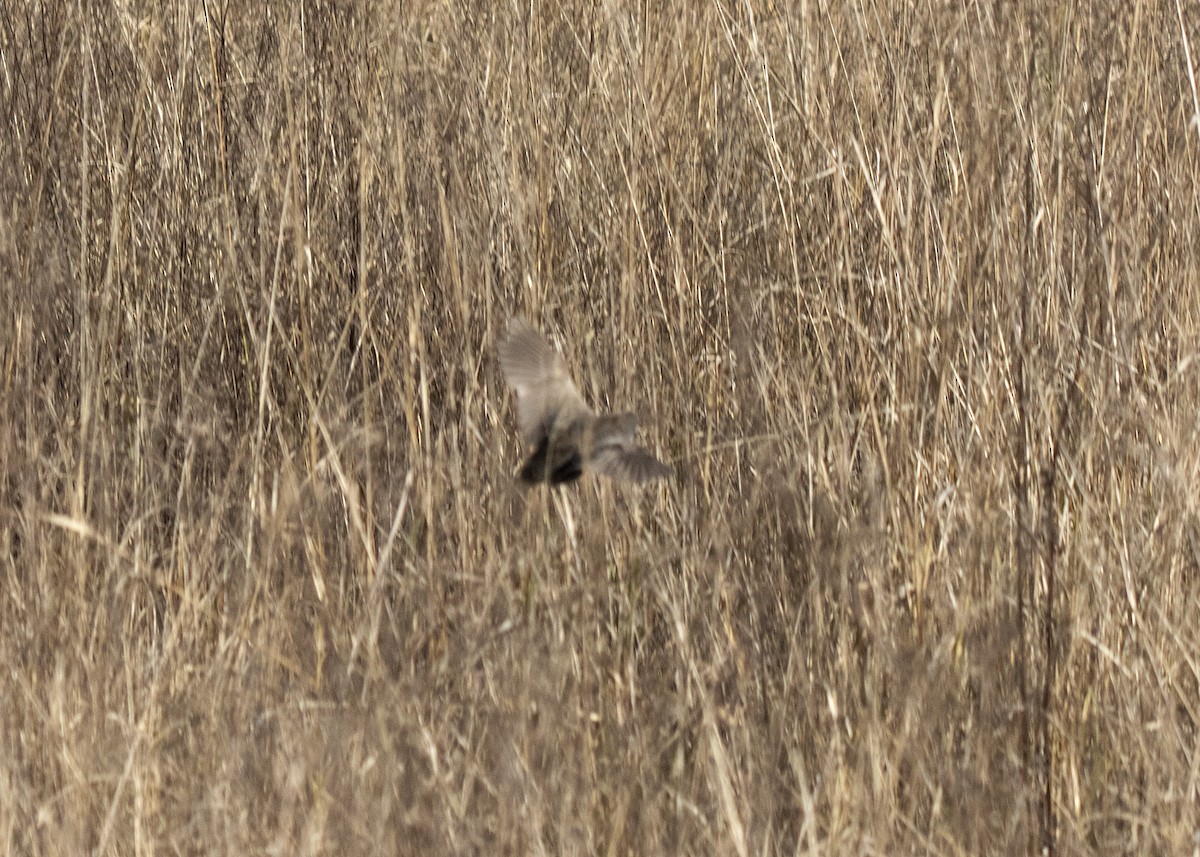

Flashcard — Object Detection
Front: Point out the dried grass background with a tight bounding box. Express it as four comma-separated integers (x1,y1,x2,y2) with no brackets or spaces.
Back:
2,1,1200,854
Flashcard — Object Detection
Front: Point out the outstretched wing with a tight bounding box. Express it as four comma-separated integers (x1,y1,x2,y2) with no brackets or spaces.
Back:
590,413,670,482
590,443,673,482
498,318,590,444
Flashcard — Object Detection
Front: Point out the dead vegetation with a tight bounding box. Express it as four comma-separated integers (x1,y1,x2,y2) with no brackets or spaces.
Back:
2,1,1199,854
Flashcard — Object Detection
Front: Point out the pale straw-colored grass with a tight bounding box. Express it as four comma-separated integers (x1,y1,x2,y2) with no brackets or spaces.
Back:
1,2,1198,854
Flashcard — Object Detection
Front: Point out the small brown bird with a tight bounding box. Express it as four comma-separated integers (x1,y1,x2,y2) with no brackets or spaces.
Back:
498,318,672,485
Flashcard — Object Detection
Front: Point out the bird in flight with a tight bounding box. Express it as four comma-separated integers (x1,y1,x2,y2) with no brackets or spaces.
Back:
498,318,672,485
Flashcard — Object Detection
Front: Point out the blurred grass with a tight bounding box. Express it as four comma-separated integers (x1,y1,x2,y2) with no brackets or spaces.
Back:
2,0,1199,854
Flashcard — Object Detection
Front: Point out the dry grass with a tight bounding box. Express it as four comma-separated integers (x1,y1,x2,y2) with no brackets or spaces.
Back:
2,1,1199,854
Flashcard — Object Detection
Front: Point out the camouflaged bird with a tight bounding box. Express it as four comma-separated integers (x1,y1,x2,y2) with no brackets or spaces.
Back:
499,318,672,485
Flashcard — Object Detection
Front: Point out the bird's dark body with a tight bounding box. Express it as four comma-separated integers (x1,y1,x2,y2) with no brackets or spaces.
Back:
519,438,584,484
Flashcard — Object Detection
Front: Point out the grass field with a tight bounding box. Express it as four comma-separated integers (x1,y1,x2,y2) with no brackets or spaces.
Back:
3,1,1199,854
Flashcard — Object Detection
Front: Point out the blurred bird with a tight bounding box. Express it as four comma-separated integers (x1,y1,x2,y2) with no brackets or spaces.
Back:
498,318,672,485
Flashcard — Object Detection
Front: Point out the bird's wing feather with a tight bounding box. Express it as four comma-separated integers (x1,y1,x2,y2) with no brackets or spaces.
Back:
591,443,673,482
498,318,590,444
